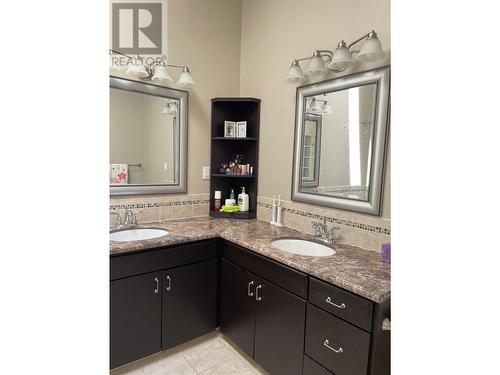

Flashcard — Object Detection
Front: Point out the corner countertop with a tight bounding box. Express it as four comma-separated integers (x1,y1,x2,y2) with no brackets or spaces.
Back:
109,217,390,303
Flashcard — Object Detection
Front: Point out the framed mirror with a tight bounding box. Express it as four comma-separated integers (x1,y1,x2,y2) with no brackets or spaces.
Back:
292,66,390,215
110,76,188,195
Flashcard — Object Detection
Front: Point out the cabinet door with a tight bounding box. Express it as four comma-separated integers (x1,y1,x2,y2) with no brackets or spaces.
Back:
253,278,306,375
110,271,162,369
162,259,217,350
219,259,256,357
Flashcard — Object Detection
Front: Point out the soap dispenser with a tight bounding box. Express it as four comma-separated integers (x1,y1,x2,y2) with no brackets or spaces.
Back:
238,187,249,212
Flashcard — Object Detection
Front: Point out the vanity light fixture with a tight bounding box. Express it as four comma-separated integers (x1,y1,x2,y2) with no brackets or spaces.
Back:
309,98,322,112
306,97,333,115
285,30,385,84
321,100,333,114
161,101,178,116
109,49,195,87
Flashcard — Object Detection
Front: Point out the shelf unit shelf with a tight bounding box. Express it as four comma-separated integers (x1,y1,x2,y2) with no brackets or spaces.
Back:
211,137,257,141
209,97,260,220
211,174,256,178
209,210,256,220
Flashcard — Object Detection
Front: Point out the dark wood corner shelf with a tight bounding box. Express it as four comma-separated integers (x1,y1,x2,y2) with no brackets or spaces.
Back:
209,97,260,220
209,210,256,220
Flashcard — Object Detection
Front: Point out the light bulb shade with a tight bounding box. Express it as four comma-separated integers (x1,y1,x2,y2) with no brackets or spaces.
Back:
329,46,355,71
285,63,305,84
322,102,333,114
152,65,173,82
304,54,326,78
126,57,148,78
310,98,321,112
167,101,178,114
357,36,385,62
177,68,195,87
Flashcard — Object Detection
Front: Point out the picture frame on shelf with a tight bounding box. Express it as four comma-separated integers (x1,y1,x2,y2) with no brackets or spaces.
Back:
224,121,236,137
236,121,247,138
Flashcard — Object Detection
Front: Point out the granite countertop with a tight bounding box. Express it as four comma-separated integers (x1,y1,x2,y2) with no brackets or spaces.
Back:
110,217,390,303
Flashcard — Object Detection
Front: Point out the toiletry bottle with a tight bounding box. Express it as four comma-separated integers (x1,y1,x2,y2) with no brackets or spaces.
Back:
214,190,222,211
230,188,235,200
238,187,249,212
271,195,277,225
275,194,283,227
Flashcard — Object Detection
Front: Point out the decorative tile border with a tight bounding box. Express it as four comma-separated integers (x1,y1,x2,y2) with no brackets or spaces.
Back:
257,201,390,235
110,199,209,211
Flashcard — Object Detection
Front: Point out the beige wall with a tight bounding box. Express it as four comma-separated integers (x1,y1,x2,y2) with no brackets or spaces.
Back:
239,0,391,218
110,0,243,194
168,0,242,194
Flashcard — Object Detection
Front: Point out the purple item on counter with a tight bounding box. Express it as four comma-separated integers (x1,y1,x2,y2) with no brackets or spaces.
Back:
381,243,391,263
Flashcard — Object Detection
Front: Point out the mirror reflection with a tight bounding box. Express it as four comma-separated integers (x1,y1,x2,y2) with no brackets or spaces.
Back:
110,88,180,185
300,84,376,201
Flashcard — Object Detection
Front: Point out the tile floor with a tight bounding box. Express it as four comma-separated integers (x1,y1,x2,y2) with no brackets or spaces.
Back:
111,331,269,375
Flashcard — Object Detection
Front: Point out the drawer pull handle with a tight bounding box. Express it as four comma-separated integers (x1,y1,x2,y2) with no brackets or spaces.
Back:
256,285,262,301
324,339,343,353
247,281,255,297
166,276,171,292
154,277,159,294
325,296,346,309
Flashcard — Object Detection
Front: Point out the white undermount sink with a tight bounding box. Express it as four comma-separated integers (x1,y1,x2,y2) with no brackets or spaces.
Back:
271,238,336,257
110,227,169,242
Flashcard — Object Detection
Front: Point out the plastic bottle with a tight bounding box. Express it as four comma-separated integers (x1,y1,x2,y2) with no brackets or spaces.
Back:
214,191,222,211
238,187,249,212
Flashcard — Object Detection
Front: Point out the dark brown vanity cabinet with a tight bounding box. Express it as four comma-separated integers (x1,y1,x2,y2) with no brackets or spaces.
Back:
220,242,308,375
161,259,217,350
110,271,162,369
110,240,218,369
110,238,390,374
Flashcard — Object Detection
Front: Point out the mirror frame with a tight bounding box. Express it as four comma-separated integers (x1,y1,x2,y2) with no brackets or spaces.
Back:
301,113,322,188
291,66,390,215
110,76,188,196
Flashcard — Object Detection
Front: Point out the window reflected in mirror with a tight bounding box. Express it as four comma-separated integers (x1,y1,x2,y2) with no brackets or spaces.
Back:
300,84,376,201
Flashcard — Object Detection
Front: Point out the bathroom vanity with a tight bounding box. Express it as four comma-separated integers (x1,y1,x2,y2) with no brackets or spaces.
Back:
110,218,390,374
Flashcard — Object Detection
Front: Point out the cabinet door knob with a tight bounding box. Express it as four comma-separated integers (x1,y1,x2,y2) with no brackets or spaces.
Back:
166,276,171,292
255,285,262,301
154,277,159,294
324,339,343,353
325,296,345,309
247,281,255,297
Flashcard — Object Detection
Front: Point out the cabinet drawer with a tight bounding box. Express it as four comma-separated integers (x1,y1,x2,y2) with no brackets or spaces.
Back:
309,277,373,331
303,355,334,375
223,240,308,299
111,239,217,280
305,304,370,375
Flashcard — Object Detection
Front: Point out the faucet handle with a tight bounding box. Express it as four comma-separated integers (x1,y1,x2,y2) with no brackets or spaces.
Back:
124,208,140,225
327,226,340,244
312,221,326,236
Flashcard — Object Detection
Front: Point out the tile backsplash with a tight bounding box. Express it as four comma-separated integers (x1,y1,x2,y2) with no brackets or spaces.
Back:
109,193,390,253
110,194,209,227
257,196,390,253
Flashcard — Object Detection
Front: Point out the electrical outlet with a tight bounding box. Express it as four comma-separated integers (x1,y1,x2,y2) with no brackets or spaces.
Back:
202,166,210,180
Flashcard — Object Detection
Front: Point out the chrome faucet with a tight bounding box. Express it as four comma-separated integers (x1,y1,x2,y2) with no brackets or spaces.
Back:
111,209,138,229
312,218,339,246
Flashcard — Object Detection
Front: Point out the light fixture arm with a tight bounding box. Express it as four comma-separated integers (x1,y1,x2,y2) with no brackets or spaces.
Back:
347,30,376,49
